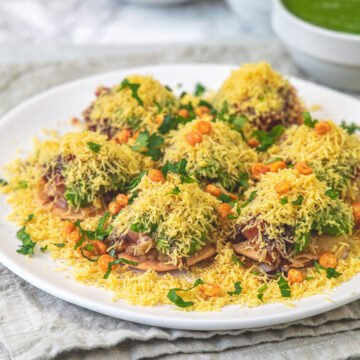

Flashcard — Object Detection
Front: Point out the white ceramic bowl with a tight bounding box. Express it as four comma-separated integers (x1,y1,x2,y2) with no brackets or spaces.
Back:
272,0,360,91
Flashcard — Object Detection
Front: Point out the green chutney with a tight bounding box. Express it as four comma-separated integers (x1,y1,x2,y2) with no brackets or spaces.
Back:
282,0,360,35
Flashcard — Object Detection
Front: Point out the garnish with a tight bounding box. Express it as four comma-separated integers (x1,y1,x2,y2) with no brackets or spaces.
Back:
257,284,267,302
0,178,8,186
218,193,233,204
119,79,144,106
161,158,197,184
194,83,206,97
126,170,147,190
79,247,98,262
17,181,28,189
294,231,310,254
251,125,285,152
280,197,288,205
40,245,48,252
25,214,34,224
292,195,304,206
166,186,181,196
128,189,139,205
167,279,205,308
305,276,314,280
277,275,291,297
242,191,257,208
325,188,340,199
340,120,360,135
153,100,162,114
238,172,249,189
313,260,342,279
303,112,318,128
54,243,65,248
258,95,265,101
232,254,244,266
131,130,164,161
16,227,36,255
265,158,283,165
103,258,138,279
87,142,102,153
228,281,242,296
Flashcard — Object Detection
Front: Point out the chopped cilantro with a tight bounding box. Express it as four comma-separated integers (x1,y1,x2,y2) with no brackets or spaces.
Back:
54,243,65,248
305,276,314,280
242,191,257,208
238,172,249,189
340,120,360,135
17,181,28,189
277,275,291,297
103,257,138,278
153,100,162,114
258,95,265,101
292,195,304,206
25,214,34,224
16,227,36,255
303,112,318,128
40,245,48,252
251,125,285,152
166,186,181,196
161,159,197,184
119,79,144,106
325,188,340,200
127,170,147,190
218,193,233,204
280,197,288,205
83,244,94,251
87,142,102,153
313,260,342,279
79,247,98,262
198,99,212,109
128,189,139,205
265,158,283,165
131,130,164,161
232,254,244,266
257,284,267,302
228,281,242,296
167,279,205,308
294,231,310,254
194,83,206,97
0,178,8,186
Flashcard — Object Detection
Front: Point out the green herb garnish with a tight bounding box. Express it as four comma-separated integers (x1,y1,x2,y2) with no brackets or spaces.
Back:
17,181,28,189
325,188,340,200
228,281,242,296
305,276,314,280
127,171,147,190
16,227,36,255
313,260,342,279
119,79,144,106
292,195,304,206
277,275,291,297
238,172,249,189
251,125,285,152
87,142,102,153
257,284,267,302
131,130,164,161
280,197,288,205
0,178,8,186
194,83,206,97
161,158,197,184
54,243,65,248
340,120,360,135
103,257,138,278
232,254,244,266
303,112,318,128
40,245,48,252
153,100,162,114
242,191,257,208
167,279,205,308
166,186,181,196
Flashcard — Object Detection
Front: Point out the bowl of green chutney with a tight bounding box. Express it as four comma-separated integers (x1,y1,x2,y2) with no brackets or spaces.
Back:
272,0,360,91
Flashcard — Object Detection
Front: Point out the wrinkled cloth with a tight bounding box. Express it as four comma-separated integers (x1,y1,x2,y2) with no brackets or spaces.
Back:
1,41,360,360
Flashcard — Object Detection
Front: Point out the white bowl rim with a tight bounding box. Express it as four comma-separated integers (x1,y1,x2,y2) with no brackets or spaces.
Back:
274,0,360,42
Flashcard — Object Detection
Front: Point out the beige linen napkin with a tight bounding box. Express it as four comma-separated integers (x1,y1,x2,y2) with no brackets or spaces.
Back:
1,41,360,360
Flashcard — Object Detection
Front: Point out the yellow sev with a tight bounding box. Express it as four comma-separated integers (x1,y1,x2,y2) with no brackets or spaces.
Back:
268,122,360,197
88,75,179,134
213,62,303,133
112,172,221,266
163,119,258,190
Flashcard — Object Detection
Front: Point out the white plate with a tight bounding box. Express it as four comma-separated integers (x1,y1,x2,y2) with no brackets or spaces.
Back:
1,64,360,331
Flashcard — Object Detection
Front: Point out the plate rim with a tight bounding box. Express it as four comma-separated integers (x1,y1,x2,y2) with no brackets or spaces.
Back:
1,63,360,331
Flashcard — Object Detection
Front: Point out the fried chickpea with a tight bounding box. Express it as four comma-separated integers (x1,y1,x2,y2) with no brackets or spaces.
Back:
294,161,313,175
185,131,202,146
148,169,165,183
288,268,304,284
268,160,287,173
92,240,107,255
218,203,233,218
247,138,260,148
194,106,211,118
156,114,164,125
200,283,221,298
68,229,82,243
315,121,331,135
178,109,189,119
251,163,269,178
116,129,131,144
98,254,115,272
274,180,290,194
62,221,76,234
109,201,122,216
206,184,222,197
319,253,337,269
352,203,360,225
194,120,212,135
116,194,129,208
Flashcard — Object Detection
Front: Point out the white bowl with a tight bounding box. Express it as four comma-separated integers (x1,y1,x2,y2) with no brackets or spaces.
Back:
272,0,360,91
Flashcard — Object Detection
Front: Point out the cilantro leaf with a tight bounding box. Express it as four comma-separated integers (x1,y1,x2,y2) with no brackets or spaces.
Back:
17,181,28,189
54,243,65,248
0,178,8,186
153,100,162,114
313,260,342,279
166,186,181,195
127,170,147,190
103,257,138,278
228,281,242,296
238,172,249,189
257,284,267,302
232,254,244,266
87,142,102,153
194,83,206,97
40,245,48,252
119,79,144,106
218,193,233,204
325,188,340,199
277,275,291,297
303,112,318,128
16,227,36,255
294,231,310,254
131,130,164,161
340,120,360,135
161,158,197,184
251,125,285,152
128,189,139,205
242,191,257,208
280,197,288,205
292,195,304,206
25,214,34,224
167,279,205,308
